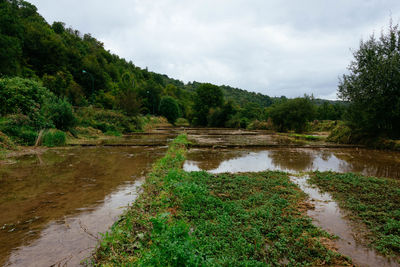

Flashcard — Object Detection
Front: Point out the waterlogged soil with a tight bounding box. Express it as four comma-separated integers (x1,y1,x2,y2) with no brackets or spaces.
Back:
184,147,400,266
290,175,399,267
184,147,400,179
0,146,165,266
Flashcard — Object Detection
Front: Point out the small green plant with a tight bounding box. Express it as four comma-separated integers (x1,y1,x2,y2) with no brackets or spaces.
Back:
42,129,66,147
310,172,400,258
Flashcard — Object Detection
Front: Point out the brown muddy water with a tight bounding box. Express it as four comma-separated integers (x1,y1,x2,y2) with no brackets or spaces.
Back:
184,147,400,266
0,146,165,266
290,175,398,267
183,147,400,179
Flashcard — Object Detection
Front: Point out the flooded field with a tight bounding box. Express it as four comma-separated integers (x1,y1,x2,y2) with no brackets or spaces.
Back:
1,128,399,266
184,147,400,179
0,146,165,266
184,147,400,266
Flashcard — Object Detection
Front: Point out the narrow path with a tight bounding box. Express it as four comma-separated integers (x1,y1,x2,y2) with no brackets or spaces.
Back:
289,175,399,267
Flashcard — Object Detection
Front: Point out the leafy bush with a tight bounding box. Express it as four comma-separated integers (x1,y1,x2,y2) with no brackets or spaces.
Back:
0,131,16,150
75,106,140,133
159,96,180,123
0,115,38,145
269,97,316,133
42,97,77,130
327,123,353,144
42,129,66,147
0,77,52,117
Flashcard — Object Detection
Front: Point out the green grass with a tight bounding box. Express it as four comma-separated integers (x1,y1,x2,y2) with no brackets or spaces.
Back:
93,135,349,266
42,129,66,147
309,172,400,257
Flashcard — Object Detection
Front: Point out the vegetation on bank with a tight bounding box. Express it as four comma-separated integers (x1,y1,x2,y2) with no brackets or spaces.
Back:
93,135,350,266
309,172,400,258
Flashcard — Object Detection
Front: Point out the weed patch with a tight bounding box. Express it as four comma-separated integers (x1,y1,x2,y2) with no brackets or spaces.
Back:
42,129,66,147
94,135,349,266
310,172,400,258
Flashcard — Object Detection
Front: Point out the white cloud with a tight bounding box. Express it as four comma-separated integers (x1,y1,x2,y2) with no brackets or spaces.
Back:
30,0,400,98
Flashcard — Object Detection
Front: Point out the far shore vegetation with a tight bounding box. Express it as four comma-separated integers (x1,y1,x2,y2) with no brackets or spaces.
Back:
1,1,399,154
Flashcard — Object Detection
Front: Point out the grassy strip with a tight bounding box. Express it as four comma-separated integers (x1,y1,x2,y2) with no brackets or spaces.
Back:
309,172,400,257
94,135,349,266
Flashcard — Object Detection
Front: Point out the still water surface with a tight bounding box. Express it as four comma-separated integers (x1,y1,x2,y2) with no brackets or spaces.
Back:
0,146,165,266
184,147,400,179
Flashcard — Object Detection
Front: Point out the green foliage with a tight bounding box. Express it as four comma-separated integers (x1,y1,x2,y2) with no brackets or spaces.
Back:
0,131,16,150
159,96,180,123
338,22,400,138
193,83,223,126
42,129,66,147
0,114,38,145
42,97,77,130
315,102,346,121
174,118,189,127
269,97,316,133
327,122,353,144
75,106,140,133
310,172,400,257
95,135,350,266
0,77,51,122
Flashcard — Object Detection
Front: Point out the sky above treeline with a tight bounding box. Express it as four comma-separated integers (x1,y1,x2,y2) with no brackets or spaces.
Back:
30,0,400,99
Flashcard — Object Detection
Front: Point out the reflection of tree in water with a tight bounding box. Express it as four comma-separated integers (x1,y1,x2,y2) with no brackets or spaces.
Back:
333,149,400,179
267,148,316,172
317,150,332,162
186,149,251,170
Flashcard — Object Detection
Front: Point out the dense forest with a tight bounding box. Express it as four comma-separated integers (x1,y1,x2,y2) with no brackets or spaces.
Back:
0,0,349,148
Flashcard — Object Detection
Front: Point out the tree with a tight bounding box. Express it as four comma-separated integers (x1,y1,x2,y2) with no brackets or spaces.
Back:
338,22,400,138
269,97,315,133
193,83,223,126
159,96,180,123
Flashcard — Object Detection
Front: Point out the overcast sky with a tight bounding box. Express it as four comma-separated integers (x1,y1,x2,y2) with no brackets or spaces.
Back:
30,0,400,99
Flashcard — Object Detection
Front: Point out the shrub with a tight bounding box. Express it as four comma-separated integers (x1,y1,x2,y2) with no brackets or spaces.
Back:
0,131,16,150
42,129,66,147
159,96,180,123
0,115,38,145
269,97,316,133
42,97,77,130
327,123,353,144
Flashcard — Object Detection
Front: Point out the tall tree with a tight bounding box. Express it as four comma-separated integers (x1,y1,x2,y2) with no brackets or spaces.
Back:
338,22,400,138
193,83,223,126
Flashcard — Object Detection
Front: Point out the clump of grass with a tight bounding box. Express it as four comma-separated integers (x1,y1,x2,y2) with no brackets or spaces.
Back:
93,134,349,266
42,129,66,147
310,171,400,258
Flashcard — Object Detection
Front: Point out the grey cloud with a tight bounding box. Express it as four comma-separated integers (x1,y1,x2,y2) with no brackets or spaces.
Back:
30,0,400,99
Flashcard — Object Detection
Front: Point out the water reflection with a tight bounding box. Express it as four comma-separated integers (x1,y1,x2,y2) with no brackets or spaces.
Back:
0,146,165,266
184,148,400,179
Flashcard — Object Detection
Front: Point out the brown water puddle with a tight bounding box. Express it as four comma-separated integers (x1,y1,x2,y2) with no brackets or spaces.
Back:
184,147,400,266
183,147,400,179
290,175,398,267
0,146,165,266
